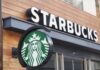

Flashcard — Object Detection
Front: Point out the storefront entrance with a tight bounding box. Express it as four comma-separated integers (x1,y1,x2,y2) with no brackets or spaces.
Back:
3,17,100,70
54,53,84,70
27,53,100,70
26,53,84,70
26,39,100,70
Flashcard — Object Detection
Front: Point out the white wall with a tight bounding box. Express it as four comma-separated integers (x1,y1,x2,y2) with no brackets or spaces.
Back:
83,0,96,16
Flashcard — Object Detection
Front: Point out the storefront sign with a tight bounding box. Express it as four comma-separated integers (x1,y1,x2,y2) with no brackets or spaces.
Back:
26,7,98,42
18,27,53,68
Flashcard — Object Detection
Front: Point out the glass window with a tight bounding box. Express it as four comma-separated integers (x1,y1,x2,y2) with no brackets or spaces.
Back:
74,60,84,70
62,0,97,16
62,0,83,10
64,58,73,70
90,61,100,70
64,57,84,70
96,0,100,18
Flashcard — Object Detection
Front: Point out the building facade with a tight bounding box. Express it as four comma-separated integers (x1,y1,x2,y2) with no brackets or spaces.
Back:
2,0,100,70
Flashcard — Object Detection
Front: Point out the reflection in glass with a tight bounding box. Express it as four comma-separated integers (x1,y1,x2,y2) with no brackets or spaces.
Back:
64,56,84,70
62,0,83,10
91,61,100,70
96,0,100,18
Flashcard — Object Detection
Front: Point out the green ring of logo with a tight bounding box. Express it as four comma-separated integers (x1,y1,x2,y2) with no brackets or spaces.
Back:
21,31,50,67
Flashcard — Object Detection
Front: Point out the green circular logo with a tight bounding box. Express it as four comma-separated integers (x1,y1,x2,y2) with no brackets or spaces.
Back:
21,31,50,67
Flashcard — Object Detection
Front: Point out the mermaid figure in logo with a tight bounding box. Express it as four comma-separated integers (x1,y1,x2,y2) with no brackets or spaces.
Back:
25,40,45,66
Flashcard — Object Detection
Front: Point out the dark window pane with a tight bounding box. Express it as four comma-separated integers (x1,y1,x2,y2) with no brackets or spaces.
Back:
64,58,73,70
64,57,84,70
91,61,100,70
74,60,84,70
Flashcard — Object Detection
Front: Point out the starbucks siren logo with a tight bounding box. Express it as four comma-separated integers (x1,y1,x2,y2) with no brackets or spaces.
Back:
21,31,50,67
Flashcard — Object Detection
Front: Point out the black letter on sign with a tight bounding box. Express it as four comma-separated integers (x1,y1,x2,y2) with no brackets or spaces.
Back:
93,30,98,42
26,7,40,23
49,14,58,29
81,26,88,39
74,23,81,36
67,20,74,34
88,28,93,40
